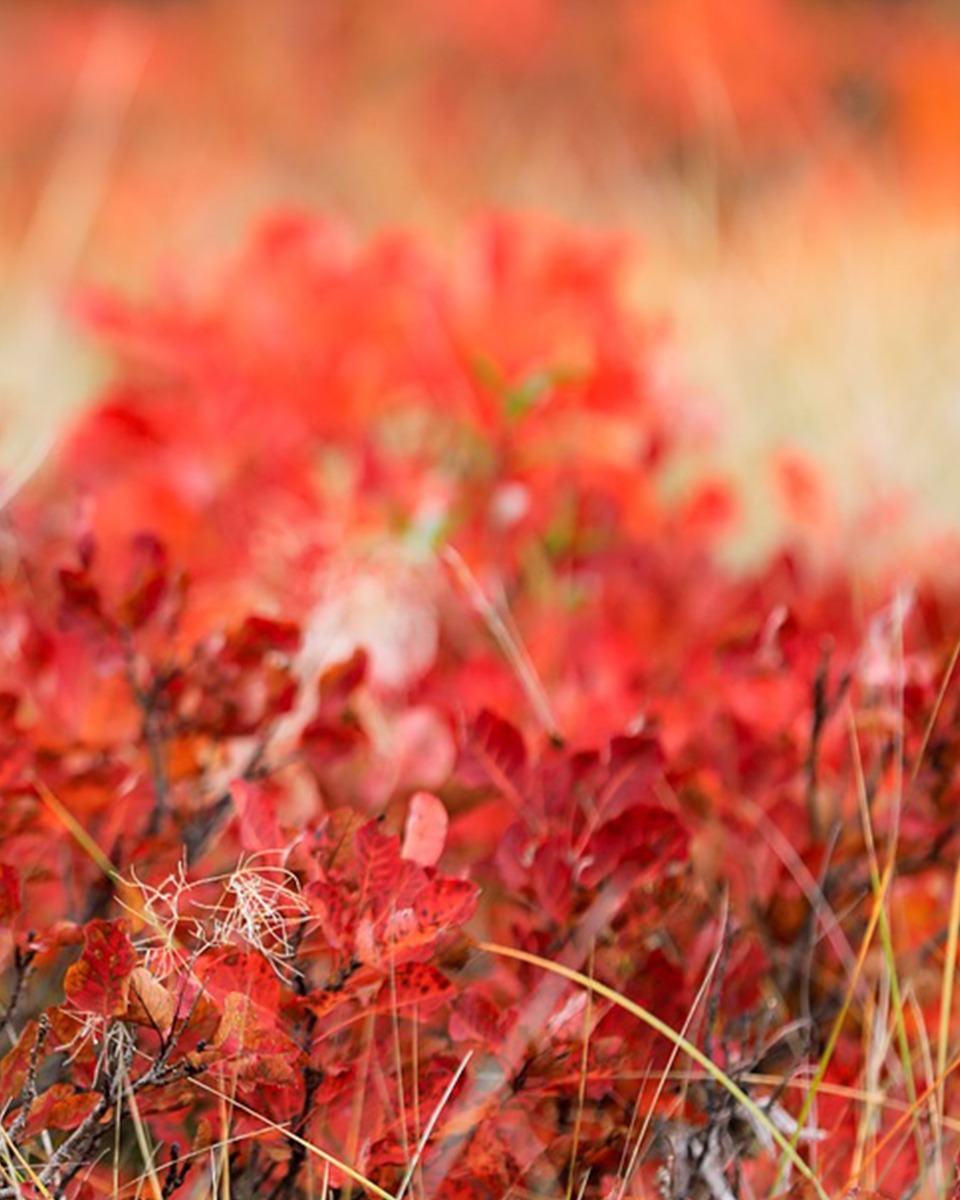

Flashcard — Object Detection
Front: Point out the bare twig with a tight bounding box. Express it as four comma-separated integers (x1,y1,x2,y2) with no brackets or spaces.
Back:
6,1013,49,1144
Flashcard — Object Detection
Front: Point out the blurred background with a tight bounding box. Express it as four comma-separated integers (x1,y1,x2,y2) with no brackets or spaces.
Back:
2,0,960,556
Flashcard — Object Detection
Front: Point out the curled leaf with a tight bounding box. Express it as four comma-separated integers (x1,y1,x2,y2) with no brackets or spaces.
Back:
125,967,175,1034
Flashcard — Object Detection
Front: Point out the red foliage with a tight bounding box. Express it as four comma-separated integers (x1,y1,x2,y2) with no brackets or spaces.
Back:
0,211,957,1199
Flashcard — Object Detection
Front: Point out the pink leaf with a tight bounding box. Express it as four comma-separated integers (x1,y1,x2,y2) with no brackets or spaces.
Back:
401,791,449,868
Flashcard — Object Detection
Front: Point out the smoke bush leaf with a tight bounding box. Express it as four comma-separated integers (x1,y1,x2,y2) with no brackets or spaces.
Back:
64,919,136,1018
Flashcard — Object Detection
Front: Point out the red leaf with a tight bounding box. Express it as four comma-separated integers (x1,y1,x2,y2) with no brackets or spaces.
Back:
531,837,574,923
305,879,355,950
457,710,527,805
64,919,136,1018
317,648,368,710
355,821,422,917
119,534,172,628
579,805,688,889
435,1177,493,1200
58,568,105,625
597,733,666,823
299,987,354,1021
209,992,303,1086
230,778,282,853
355,820,402,884
351,851,477,966
313,1062,356,1105
0,865,22,922
411,876,478,936
449,993,503,1046
401,791,449,868
391,707,456,792
25,1084,101,1137
374,962,454,1012
226,615,301,665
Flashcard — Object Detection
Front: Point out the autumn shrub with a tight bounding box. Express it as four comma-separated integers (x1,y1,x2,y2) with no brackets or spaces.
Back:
0,212,959,1200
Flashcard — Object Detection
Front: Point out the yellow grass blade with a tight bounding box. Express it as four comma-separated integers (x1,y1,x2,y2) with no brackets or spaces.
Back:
566,940,595,1200
0,1123,54,1199
394,1051,473,1200
851,721,925,1179
122,1071,164,1200
910,631,960,788
937,857,960,1132
35,779,123,887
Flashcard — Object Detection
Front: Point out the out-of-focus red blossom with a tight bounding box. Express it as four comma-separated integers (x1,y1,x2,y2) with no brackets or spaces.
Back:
0,206,959,1199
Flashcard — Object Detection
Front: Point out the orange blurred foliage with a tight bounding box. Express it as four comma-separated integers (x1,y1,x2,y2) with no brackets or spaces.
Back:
3,0,960,293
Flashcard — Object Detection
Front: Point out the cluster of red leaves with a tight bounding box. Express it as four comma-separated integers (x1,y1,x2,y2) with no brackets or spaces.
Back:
0,213,959,1200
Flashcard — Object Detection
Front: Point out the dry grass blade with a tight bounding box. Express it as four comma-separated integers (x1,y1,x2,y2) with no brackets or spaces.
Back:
926,636,960,1164
35,780,123,888
122,1071,164,1200
388,958,413,1185
740,797,856,977
0,1133,22,1200
937,858,960,1144
344,1011,376,1200
566,940,595,1200
395,1051,473,1200
773,697,913,1191
849,977,888,1186
905,988,942,1194
441,545,561,740
849,714,926,1181
734,1070,960,1133
35,781,200,972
